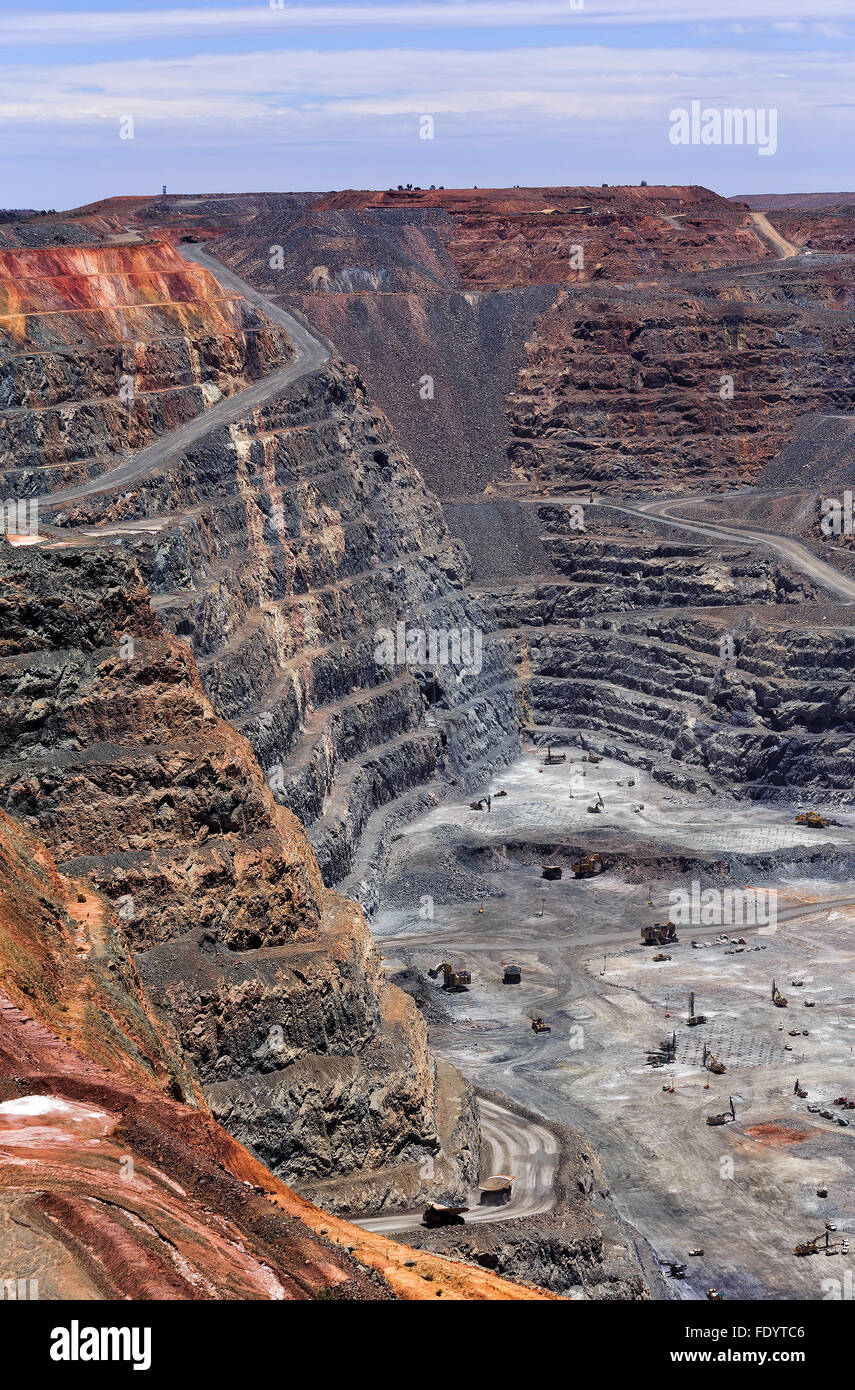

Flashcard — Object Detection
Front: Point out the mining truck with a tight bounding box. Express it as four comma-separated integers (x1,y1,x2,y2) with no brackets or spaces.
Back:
642,921,678,946
422,1202,467,1228
502,962,522,985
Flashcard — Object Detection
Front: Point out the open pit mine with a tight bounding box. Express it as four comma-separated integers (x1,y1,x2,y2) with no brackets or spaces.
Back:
2,184,855,1303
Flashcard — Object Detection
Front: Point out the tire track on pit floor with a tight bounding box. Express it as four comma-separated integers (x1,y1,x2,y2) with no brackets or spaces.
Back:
351,1097,559,1235
40,243,331,511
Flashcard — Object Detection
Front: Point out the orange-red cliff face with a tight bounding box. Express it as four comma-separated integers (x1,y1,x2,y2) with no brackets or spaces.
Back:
0,240,290,492
0,807,550,1301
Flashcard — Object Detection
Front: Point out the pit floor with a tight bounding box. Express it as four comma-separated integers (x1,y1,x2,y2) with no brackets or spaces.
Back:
373,749,855,1300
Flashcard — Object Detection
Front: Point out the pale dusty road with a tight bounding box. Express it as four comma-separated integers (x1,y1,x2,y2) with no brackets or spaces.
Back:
748,210,800,260
351,1096,559,1235
586,494,855,604
42,243,330,510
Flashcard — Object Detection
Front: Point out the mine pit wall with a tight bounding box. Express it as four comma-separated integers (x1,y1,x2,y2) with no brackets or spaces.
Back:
477,500,855,802
0,241,291,495
0,547,479,1212
80,356,526,885
276,286,557,498
506,276,855,494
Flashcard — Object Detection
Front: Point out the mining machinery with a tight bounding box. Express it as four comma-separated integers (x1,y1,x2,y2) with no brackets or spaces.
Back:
772,978,788,1008
794,1226,840,1257
794,1078,808,1099
647,1031,677,1067
428,962,471,992
706,1096,736,1126
703,1044,726,1075
795,811,829,829
572,852,607,879
642,921,678,946
687,991,707,1027
531,1016,551,1033
422,1202,467,1228
543,744,567,765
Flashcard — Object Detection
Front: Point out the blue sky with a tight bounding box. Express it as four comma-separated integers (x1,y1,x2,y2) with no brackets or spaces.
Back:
2,0,855,208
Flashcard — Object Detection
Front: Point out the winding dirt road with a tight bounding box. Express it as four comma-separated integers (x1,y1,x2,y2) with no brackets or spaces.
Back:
352,1096,559,1235
584,493,855,604
42,244,330,510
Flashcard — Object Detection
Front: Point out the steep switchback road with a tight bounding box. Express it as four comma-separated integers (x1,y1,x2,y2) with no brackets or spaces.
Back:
41,243,331,510
352,1097,559,1235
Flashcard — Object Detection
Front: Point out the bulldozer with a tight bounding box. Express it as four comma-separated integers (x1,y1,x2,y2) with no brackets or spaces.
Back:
706,1096,736,1127
653,952,671,963
428,962,471,992
703,1044,726,1075
795,811,829,829
572,852,607,879
531,1016,551,1033
772,978,788,1008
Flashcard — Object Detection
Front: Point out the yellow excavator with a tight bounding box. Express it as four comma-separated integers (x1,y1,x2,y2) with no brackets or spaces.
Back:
703,1044,726,1075
572,852,607,879
795,812,829,829
772,978,788,1008
428,962,471,992
794,1227,839,1257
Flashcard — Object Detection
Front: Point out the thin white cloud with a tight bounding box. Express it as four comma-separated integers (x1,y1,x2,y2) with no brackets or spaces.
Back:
6,1,855,47
2,42,852,131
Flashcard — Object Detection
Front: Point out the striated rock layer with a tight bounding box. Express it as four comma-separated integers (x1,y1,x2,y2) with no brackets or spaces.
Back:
0,241,290,492
0,547,479,1210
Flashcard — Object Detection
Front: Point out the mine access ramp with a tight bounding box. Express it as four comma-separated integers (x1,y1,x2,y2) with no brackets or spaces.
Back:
479,1175,515,1207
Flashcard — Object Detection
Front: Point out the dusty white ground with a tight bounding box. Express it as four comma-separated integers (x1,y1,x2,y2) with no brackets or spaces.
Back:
373,748,855,1300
